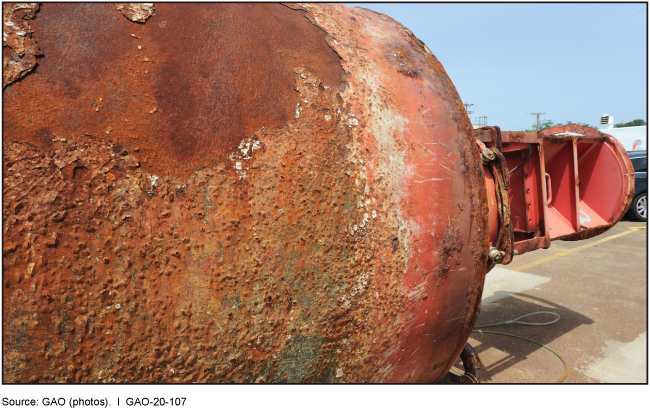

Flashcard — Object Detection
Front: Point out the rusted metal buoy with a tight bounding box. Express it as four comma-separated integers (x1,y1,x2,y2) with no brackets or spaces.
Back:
2,3,633,383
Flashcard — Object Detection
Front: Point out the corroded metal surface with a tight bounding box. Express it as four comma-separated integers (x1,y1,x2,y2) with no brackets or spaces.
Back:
115,3,155,23
480,127,514,265
2,2,41,88
3,3,488,383
3,2,345,178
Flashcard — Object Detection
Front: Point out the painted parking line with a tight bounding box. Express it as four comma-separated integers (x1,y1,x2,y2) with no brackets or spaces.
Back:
582,332,647,383
482,266,551,307
515,227,646,272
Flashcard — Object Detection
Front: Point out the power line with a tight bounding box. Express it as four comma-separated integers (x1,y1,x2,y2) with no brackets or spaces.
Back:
463,103,474,115
530,112,546,131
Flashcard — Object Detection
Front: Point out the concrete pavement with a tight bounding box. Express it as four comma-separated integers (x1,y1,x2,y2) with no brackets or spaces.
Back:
453,218,647,383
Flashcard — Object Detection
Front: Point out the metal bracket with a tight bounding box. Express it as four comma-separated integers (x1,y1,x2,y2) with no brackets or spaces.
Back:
480,148,496,164
476,139,496,163
476,134,514,267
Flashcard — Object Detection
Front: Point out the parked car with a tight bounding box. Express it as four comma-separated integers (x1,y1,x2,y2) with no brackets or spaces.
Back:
627,151,647,221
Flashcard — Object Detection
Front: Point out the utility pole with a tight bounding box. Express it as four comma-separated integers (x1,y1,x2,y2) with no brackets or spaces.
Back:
530,112,545,131
464,103,474,115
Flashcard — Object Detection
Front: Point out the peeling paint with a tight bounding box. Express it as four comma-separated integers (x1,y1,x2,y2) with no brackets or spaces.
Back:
115,3,155,23
2,2,41,87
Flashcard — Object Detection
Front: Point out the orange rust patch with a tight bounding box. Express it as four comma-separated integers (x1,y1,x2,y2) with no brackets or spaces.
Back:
3,66,409,383
2,3,42,87
3,3,344,178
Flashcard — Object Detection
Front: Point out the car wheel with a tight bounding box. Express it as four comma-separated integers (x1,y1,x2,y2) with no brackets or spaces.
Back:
628,192,647,221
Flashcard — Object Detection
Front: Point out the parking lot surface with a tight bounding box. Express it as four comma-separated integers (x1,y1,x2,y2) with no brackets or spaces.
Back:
454,218,647,383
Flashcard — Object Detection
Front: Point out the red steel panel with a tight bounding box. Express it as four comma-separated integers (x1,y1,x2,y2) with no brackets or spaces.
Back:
541,125,635,241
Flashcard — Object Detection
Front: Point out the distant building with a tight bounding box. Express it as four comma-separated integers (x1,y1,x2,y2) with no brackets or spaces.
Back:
600,114,646,152
472,116,487,129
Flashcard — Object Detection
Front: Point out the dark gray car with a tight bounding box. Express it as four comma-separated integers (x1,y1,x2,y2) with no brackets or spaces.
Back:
627,151,647,221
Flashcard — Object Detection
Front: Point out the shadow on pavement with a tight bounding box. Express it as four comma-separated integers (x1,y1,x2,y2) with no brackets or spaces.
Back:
453,292,594,383
620,214,645,223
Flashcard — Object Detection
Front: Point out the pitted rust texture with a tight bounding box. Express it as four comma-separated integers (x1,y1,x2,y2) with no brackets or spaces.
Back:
2,2,41,88
4,3,489,383
3,68,410,383
3,3,344,178
115,3,155,23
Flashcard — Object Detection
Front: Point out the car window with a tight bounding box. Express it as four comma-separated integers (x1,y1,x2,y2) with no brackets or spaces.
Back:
631,157,647,172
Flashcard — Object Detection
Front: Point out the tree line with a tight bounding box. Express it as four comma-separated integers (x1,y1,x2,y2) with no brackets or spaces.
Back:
523,119,646,132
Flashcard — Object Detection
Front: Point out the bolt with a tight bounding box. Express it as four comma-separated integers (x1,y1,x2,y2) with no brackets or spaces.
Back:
480,148,496,164
488,247,504,264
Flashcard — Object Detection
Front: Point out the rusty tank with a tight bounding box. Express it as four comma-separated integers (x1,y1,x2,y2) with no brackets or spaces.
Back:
2,3,634,383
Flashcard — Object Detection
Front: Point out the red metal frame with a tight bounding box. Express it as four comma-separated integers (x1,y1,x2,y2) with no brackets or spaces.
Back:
478,125,634,256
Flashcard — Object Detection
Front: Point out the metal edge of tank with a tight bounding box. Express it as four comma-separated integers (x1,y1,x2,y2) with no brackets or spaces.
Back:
298,3,490,382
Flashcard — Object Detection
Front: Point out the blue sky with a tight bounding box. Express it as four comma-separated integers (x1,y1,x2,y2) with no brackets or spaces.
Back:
348,2,647,131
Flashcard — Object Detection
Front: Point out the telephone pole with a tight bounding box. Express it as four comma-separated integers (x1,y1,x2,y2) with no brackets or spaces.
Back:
530,112,545,131
464,103,474,115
